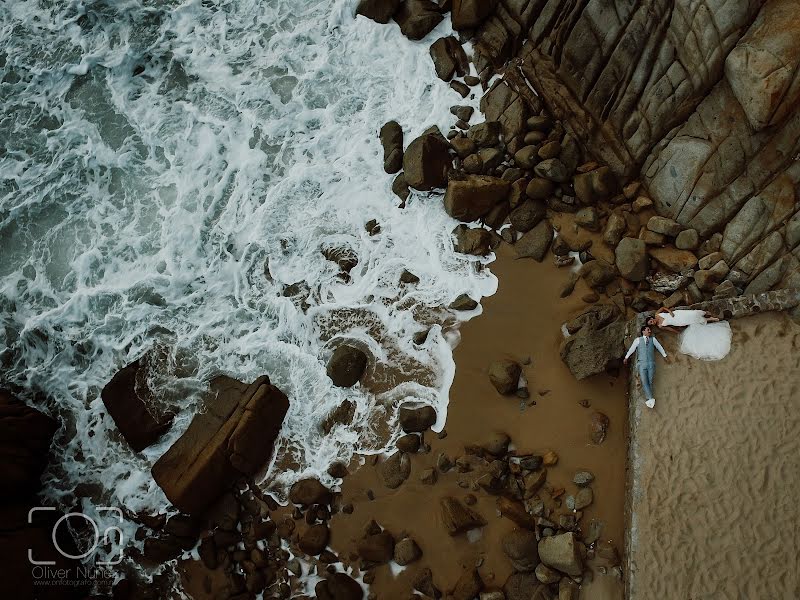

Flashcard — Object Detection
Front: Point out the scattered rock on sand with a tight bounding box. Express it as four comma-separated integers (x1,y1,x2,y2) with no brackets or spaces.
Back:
327,344,368,387
488,359,521,394
514,220,553,261
589,411,610,445
315,573,364,600
298,523,329,556
441,496,486,535
379,451,411,489
357,531,395,563
503,572,552,600
502,528,539,571
574,487,593,510
289,478,332,507
394,537,422,565
452,568,483,600
399,404,437,432
413,567,441,598
396,433,421,453
538,532,583,577
573,471,594,486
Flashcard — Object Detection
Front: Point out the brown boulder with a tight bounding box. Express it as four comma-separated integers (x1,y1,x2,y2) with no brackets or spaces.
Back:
357,531,395,563
379,120,403,174
379,451,411,489
454,225,494,255
399,404,437,432
151,375,288,514
440,496,486,535
615,237,649,282
502,528,540,572
503,572,554,600
289,478,332,506
560,320,626,380
514,220,553,261
299,523,329,556
355,0,402,23
444,175,510,222
403,131,451,190
537,532,583,577
315,573,364,600
451,0,500,30
101,356,174,452
573,166,615,204
509,199,546,233
326,344,368,387
429,36,469,81
488,359,521,394
649,247,698,273
394,0,444,40
452,568,483,600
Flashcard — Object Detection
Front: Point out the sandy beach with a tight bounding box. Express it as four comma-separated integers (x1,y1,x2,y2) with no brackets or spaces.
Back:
625,312,800,598
326,244,627,598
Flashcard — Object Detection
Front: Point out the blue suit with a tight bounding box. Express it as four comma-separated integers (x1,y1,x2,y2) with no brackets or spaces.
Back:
625,335,667,399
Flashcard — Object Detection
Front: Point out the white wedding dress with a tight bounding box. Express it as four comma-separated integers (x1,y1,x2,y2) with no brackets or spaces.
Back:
659,309,732,361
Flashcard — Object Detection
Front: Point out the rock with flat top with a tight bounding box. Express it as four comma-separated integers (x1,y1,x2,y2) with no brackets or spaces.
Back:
445,176,510,222
441,496,486,535
538,532,583,577
404,131,451,190
502,529,539,572
356,0,401,23
488,359,521,394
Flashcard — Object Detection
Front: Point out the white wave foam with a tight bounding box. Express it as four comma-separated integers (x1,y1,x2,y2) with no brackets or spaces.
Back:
0,0,496,520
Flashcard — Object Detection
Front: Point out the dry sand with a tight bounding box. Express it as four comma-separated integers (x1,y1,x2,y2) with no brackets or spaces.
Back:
327,244,627,598
625,312,800,599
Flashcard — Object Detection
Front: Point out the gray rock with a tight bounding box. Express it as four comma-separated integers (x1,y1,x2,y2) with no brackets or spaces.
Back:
379,452,411,489
647,216,682,237
538,532,583,577
515,220,553,261
468,121,502,147
615,237,649,282
575,207,599,231
574,487,593,510
510,200,547,233
535,563,561,584
534,158,570,182
603,212,627,246
572,471,594,486
502,529,540,572
675,228,699,250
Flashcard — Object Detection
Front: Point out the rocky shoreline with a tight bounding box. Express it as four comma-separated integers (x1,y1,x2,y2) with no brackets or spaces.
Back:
4,1,799,599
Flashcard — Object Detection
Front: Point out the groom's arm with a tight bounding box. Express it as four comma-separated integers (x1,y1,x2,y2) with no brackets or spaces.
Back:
623,338,639,363
653,338,668,358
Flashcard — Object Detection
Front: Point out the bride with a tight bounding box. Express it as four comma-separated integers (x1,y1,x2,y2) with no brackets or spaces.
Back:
647,308,732,361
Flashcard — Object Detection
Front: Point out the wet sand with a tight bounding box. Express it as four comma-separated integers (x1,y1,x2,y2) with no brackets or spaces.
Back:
625,312,800,598
327,244,627,598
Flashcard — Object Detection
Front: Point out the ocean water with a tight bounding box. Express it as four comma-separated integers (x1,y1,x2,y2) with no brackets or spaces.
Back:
0,0,496,525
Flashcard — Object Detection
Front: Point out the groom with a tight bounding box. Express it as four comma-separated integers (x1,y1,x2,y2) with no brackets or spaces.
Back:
623,325,668,408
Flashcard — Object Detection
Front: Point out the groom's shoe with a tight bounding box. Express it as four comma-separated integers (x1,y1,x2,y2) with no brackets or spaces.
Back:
645,398,656,409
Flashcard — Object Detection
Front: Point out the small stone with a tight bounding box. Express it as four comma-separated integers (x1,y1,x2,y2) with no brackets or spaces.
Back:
396,433,421,453
535,563,561,584
538,141,561,160
574,487,593,510
464,494,477,506
581,292,599,303
464,75,480,86
450,293,478,311
542,450,558,466
450,105,474,121
450,80,470,97
631,196,652,212
675,228,699,250
572,471,594,486
437,452,453,472
394,537,422,566
488,359,522,394
420,467,438,485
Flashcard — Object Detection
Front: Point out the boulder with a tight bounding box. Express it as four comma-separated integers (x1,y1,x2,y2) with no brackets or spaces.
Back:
379,120,403,174
394,0,444,40
509,200,546,232
603,212,627,246
535,563,561,584
514,145,539,169
589,411,610,445
533,158,570,182
503,572,554,600
497,497,537,529
315,573,364,600
451,0,500,30
298,523,329,556
560,320,626,380
396,433,421,453
326,344,368,387
379,451,411,489
675,228,700,250
413,567,441,598
356,0,402,23
573,471,594,486
573,167,615,204
444,175,510,222
467,121,502,147
615,237,649,282
429,36,469,81
394,537,422,565
440,496,486,535
502,529,539,571
575,207,599,231
399,404,437,432
452,568,483,600
392,172,410,202
289,478,332,507
488,359,521,394
515,220,553,261
538,532,583,577
649,247,698,273
526,178,555,200
450,294,479,311
647,216,682,237
454,226,494,255
579,259,617,288
101,356,174,452
451,136,477,158
151,375,288,514
403,132,451,190
357,531,395,563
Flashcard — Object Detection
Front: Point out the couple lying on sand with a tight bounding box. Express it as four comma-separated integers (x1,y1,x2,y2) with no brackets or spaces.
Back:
623,308,732,409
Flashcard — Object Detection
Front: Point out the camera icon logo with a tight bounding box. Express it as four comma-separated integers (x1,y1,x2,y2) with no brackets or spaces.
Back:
28,507,125,566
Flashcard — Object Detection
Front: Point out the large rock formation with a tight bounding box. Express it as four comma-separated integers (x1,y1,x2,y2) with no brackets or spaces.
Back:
467,0,800,299
0,390,85,600
101,355,174,452
152,375,289,514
